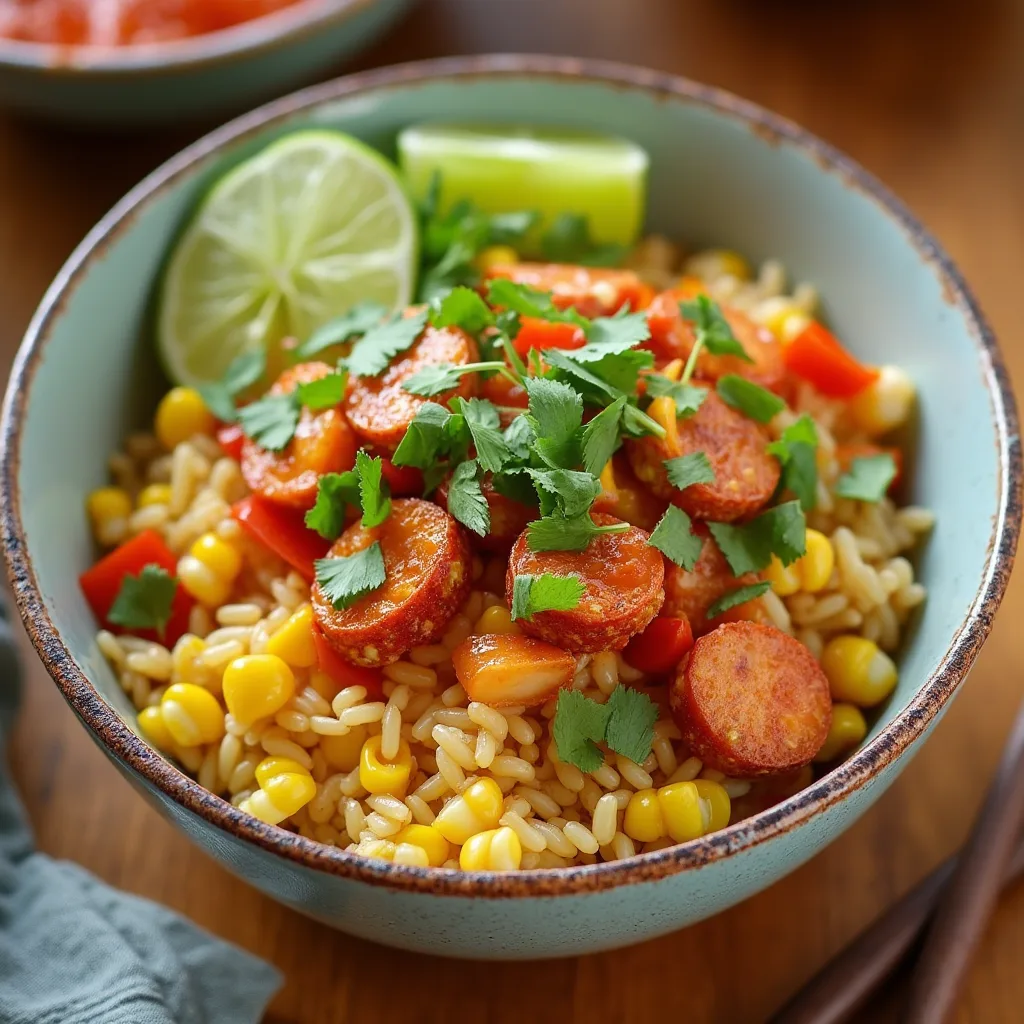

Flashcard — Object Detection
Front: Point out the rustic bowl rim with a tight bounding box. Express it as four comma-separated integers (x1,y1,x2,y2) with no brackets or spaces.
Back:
2,54,1019,899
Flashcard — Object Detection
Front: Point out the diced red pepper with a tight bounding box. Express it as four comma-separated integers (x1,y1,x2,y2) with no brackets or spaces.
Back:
312,622,384,699
512,316,587,359
232,495,330,581
79,529,193,645
216,423,245,461
783,322,880,399
481,373,529,413
376,454,424,497
622,615,694,675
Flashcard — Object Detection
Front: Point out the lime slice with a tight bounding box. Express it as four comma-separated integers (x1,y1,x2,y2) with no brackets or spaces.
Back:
158,130,417,387
397,124,648,251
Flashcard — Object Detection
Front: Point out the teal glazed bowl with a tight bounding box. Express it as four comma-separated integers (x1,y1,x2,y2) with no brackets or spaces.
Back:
0,0,413,125
2,56,1020,959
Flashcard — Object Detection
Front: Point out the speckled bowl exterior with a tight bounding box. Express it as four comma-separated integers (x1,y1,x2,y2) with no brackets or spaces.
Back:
0,0,414,125
2,56,1019,959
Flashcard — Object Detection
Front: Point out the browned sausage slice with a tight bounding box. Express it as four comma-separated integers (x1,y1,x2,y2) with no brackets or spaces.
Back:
241,361,357,510
312,498,472,666
344,324,479,450
485,262,650,318
670,621,832,776
505,514,665,654
626,388,780,522
435,472,536,552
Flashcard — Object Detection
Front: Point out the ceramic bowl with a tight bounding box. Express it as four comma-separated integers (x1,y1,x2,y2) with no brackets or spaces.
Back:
0,0,414,125
2,56,1019,959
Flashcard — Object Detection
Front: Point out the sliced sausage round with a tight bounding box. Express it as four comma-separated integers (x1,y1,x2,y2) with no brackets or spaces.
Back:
670,621,832,776
312,498,472,667
241,361,356,510
435,472,536,552
486,262,651,318
345,324,479,450
505,513,665,654
591,453,668,533
626,388,780,522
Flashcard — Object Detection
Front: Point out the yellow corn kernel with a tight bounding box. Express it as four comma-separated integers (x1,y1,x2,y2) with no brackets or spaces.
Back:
599,460,618,499
253,756,316,820
190,533,243,582
177,555,229,607
474,604,522,637
222,654,296,729
155,387,215,450
392,824,450,867
821,636,898,707
648,396,679,451
759,297,811,343
660,358,684,383
255,756,310,788
87,487,132,528
320,725,367,773
137,705,174,752
713,249,750,281
849,365,915,437
160,682,225,746
657,782,705,843
693,780,731,832
815,703,868,762
394,843,430,867
623,789,666,844
359,735,413,796
137,483,173,508
476,245,518,273
265,604,317,668
765,555,802,597
459,826,523,871
433,777,504,845
799,529,834,592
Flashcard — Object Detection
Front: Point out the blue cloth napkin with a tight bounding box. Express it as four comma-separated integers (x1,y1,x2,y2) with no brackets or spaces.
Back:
0,601,282,1024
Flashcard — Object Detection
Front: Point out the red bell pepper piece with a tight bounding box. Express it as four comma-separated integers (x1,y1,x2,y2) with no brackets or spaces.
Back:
512,316,587,359
216,423,245,461
783,322,880,399
312,622,384,699
377,454,424,497
79,529,193,645
622,616,694,675
232,495,330,581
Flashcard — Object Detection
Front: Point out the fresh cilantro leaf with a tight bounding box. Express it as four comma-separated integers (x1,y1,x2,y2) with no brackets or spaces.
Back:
767,415,819,512
344,309,428,377
525,468,601,518
486,279,590,329
581,395,625,476
237,393,300,452
403,362,469,397
196,349,267,423
107,564,178,636
573,348,654,394
491,467,540,509
295,371,346,411
543,348,622,404
392,402,453,470
450,397,512,474
502,414,536,460
510,572,586,621
488,210,539,243
680,295,751,361
552,689,611,773
355,450,391,528
446,459,490,537
314,543,386,610
582,311,651,353
648,505,703,570
294,302,388,360
524,377,584,469
716,375,785,423
835,453,898,503
540,213,627,268
665,451,716,490
429,286,496,336
304,471,360,540
706,581,772,619
526,511,629,553
604,685,659,765
645,374,707,418
708,500,807,575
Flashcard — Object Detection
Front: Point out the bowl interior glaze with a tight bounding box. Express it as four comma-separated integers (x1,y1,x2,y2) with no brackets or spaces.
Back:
2,57,1018,898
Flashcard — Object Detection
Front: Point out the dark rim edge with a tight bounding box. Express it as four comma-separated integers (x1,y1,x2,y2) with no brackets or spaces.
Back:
1,54,1019,899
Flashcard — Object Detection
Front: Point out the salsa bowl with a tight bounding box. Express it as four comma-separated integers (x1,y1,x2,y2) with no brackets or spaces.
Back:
1,56,1019,958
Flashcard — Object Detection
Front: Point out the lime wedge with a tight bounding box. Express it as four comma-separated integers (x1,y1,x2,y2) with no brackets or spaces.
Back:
397,124,648,251
158,130,417,387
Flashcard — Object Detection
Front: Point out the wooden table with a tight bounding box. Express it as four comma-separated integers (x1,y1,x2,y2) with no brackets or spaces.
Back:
2,1,1023,1020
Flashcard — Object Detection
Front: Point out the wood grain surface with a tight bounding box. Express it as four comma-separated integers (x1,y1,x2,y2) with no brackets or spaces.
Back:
2,1,1023,1021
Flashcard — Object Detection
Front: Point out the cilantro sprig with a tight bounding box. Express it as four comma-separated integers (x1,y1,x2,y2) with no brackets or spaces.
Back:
707,500,807,575
107,564,178,637
510,573,585,621
648,505,703,571
305,471,360,541
835,453,897,503
706,580,772,619
343,309,429,378
716,374,785,424
768,415,819,512
237,369,347,452
552,685,659,772
314,544,387,611
196,349,266,423
294,301,388,361
540,213,627,267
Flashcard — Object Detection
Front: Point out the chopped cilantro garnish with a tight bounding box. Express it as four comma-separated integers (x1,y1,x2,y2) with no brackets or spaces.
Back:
708,500,807,575
540,213,627,267
552,685,660,772
680,295,751,362
429,286,496,336
107,564,178,637
706,580,772,619
446,459,490,537
236,393,300,452
767,415,819,512
304,471,360,541
510,572,586,621
295,370,346,411
343,309,428,377
197,349,266,423
450,397,512,474
403,360,513,398
524,468,601,518
486,279,589,329
391,402,453,470
355,450,391,528
580,395,626,476
523,377,584,469
294,301,388,360
665,451,716,491
580,311,652,354
645,374,706,418
604,684,660,765
716,374,785,423
835,453,897,503
648,505,703,570
526,511,629,553
314,543,386,611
